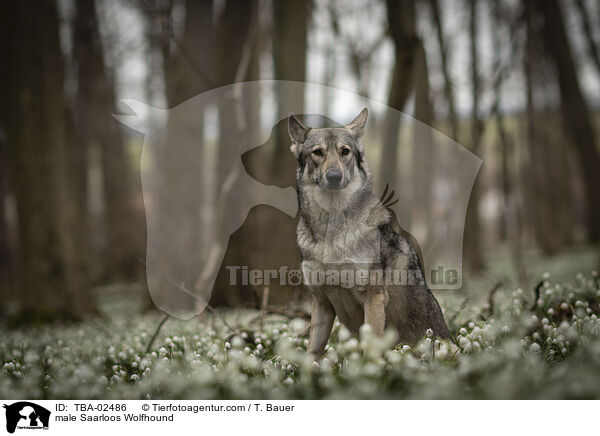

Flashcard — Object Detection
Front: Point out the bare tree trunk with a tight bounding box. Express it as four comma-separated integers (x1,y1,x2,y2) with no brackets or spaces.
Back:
380,0,418,194
0,0,95,323
490,1,527,286
490,0,510,243
0,115,14,309
210,0,258,307
574,0,600,76
215,0,257,186
537,0,600,243
219,0,308,310
429,0,459,141
463,0,484,272
74,0,143,281
152,0,216,311
523,0,543,252
271,0,308,181
413,38,434,230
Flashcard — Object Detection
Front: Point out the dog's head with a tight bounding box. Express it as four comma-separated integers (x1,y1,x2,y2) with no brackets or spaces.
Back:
287,108,369,191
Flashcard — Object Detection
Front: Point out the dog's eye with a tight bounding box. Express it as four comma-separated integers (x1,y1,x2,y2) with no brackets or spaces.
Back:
312,149,323,157
341,148,351,156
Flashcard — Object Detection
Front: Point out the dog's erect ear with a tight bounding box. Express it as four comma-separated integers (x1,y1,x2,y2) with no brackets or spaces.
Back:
288,113,309,158
345,107,368,138
288,113,309,144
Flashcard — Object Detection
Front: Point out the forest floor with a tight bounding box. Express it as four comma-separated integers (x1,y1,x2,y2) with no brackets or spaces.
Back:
1,244,600,399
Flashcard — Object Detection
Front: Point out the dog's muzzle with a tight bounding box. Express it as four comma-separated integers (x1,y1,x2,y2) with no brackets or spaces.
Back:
325,168,343,189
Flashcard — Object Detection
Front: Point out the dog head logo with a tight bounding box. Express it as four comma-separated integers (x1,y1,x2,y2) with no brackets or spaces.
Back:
3,402,50,433
115,80,481,319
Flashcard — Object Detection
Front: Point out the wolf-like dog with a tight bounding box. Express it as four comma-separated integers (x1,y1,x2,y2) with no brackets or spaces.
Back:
288,108,452,358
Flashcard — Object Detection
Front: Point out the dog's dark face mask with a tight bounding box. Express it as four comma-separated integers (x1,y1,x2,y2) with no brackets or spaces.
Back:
288,108,368,191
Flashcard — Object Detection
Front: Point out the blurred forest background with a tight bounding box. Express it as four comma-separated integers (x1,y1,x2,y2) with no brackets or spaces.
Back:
1,0,599,325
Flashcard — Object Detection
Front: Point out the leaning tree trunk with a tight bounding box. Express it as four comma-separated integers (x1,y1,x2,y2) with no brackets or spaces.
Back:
537,0,600,243
0,0,95,323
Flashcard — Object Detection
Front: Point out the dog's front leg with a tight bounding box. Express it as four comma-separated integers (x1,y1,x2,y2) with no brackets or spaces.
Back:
364,287,388,335
308,293,335,359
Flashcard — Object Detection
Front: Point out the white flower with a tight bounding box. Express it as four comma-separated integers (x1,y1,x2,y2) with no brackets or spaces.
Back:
338,326,352,342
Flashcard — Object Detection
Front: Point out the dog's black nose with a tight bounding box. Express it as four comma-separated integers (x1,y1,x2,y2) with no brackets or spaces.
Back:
325,168,343,186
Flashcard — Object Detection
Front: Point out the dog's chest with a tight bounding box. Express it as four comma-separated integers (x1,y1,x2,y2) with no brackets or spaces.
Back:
301,209,381,265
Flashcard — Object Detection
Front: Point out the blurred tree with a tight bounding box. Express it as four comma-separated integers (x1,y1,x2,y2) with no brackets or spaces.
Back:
218,0,309,310
327,1,385,100
215,0,258,186
463,0,484,271
537,0,600,243
380,0,418,194
574,0,600,76
0,0,95,322
489,0,528,285
271,0,308,183
428,0,459,141
210,0,260,307
412,37,434,229
141,0,216,311
160,0,215,106
74,0,142,280
0,99,13,307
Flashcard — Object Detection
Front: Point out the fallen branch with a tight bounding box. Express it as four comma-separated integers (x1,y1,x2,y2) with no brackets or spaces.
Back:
138,257,241,336
145,313,170,354
479,281,503,320
449,297,470,327
487,281,503,317
530,280,544,311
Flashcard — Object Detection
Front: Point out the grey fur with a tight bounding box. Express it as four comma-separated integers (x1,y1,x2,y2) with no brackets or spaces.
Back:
288,108,452,358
